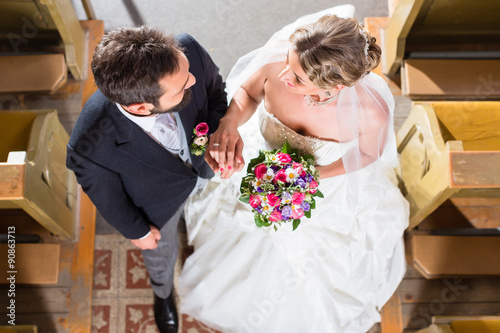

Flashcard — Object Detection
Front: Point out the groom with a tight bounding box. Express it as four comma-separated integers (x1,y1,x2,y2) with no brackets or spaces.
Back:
66,26,229,333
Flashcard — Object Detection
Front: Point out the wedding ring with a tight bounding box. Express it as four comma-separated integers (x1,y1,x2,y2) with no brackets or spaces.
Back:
213,143,220,147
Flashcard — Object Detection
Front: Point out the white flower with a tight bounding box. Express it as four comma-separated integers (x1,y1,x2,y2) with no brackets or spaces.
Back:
282,192,292,204
260,200,272,216
194,136,208,146
264,169,275,182
285,168,298,182
266,154,279,163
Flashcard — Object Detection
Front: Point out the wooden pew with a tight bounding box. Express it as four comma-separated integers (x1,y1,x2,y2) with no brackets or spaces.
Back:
0,326,38,333
396,101,500,230
0,54,67,94
0,110,78,240
397,101,500,279
416,316,500,333
381,0,500,99
0,0,87,82
402,59,500,100
411,234,500,279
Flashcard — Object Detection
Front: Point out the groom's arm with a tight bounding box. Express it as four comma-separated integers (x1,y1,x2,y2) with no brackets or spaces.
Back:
66,145,152,240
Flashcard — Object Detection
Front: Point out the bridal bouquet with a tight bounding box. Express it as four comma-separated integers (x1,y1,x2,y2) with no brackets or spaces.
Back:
239,142,323,231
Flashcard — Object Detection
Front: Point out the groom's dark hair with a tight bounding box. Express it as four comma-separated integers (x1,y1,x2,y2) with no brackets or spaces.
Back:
91,26,184,107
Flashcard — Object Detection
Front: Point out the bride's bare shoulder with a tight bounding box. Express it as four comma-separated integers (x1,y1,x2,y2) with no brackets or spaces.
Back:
241,61,285,92
261,61,285,78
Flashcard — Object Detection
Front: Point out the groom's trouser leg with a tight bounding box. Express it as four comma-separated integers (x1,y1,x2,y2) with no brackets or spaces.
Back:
141,204,183,299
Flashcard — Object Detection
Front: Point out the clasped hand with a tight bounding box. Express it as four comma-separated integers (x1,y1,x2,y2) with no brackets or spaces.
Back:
205,117,245,178
130,225,161,250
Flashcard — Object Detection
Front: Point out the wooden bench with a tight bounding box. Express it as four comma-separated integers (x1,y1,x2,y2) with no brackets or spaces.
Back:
381,0,500,76
402,59,500,100
411,234,500,279
0,54,67,94
0,326,38,333
0,110,78,240
381,0,500,101
416,316,500,333
0,0,87,81
396,101,500,230
0,243,60,284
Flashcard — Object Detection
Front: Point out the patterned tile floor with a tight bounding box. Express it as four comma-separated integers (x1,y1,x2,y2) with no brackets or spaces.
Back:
91,234,221,333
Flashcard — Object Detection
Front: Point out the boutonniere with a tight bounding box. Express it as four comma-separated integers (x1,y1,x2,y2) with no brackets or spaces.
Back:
190,122,209,156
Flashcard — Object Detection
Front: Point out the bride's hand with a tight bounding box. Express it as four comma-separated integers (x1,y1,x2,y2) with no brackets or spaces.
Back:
207,116,245,178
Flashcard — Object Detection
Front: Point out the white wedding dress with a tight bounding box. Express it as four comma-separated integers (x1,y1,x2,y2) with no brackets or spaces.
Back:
179,5,409,333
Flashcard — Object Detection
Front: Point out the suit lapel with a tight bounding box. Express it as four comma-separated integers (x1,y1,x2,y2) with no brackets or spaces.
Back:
178,95,204,172
109,105,193,174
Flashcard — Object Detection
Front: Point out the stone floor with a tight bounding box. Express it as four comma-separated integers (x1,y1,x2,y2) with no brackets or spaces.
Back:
91,233,220,333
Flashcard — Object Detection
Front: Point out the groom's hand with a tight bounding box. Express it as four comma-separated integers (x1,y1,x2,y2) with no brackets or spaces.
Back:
130,225,161,250
205,152,220,173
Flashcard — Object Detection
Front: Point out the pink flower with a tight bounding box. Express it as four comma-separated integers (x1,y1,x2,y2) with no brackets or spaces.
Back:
309,179,318,194
254,164,268,179
275,169,287,183
292,192,305,205
292,208,305,219
195,122,209,136
276,153,292,163
269,208,282,222
267,193,281,207
249,195,261,208
292,163,303,173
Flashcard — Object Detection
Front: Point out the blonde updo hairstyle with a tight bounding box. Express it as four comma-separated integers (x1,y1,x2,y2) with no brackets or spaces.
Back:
289,15,381,89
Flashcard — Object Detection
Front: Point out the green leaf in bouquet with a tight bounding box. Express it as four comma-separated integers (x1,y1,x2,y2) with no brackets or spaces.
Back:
254,214,264,227
310,199,316,210
239,194,250,204
240,177,252,192
262,221,272,227
315,189,324,198
292,219,301,231
304,210,311,219
281,141,292,154
301,154,315,162
255,214,272,227
246,151,265,173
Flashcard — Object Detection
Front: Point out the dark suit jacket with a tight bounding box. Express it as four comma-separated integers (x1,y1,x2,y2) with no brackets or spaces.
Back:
67,34,227,239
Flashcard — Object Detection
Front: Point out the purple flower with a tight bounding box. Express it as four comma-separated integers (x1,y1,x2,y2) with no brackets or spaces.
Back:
256,187,264,193
306,174,313,182
300,201,310,212
295,178,306,188
281,205,293,219
255,207,263,214
271,165,280,172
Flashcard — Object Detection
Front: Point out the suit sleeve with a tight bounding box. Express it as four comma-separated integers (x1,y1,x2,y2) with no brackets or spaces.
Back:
66,145,151,239
188,35,228,132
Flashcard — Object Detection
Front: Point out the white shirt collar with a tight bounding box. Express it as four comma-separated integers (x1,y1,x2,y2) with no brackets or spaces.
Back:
116,103,157,132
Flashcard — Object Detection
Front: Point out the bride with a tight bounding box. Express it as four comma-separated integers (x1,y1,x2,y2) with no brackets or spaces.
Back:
179,5,409,333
